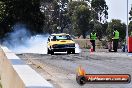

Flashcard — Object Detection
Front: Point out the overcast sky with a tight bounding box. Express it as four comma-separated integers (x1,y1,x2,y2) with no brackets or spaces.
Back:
105,0,132,23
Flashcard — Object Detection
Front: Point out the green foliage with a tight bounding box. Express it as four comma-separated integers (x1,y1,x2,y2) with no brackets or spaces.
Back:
67,0,109,39
0,0,44,36
106,19,126,42
80,0,108,40
89,20,108,40
93,21,103,39
68,1,91,38
129,6,132,21
129,6,132,36
0,1,6,22
89,0,108,40
129,21,132,35
0,1,6,38
0,0,110,40
0,0,110,39
75,4,91,38
45,0,70,33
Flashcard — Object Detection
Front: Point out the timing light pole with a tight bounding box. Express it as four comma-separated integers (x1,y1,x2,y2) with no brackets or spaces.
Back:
126,0,129,46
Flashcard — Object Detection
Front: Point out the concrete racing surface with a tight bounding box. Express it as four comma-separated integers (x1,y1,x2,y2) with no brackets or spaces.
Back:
17,49,132,88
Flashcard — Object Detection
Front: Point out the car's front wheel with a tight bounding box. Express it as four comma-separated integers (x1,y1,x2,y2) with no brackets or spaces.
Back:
67,50,70,54
51,50,54,55
72,49,75,54
47,48,51,54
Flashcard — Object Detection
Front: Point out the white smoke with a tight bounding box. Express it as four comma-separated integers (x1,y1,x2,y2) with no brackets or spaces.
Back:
2,24,31,49
2,23,81,54
11,35,48,54
75,43,81,53
2,23,48,54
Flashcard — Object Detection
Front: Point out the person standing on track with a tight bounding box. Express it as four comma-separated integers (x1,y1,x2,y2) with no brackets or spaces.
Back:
90,30,97,52
112,28,119,52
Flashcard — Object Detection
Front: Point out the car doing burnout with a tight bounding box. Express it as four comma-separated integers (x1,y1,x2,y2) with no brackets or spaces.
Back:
47,33,75,55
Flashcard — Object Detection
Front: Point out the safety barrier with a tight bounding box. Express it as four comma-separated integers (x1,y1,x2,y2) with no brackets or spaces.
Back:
0,46,53,88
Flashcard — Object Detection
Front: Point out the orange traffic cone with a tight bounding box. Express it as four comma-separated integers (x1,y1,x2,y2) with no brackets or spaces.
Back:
90,48,93,52
90,42,93,52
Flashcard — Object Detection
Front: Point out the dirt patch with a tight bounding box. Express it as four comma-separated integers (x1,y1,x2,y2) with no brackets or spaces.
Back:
74,39,103,49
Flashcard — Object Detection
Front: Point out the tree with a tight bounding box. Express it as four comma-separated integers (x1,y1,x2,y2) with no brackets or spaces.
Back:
0,1,6,22
91,0,108,23
42,0,70,33
88,0,108,40
93,21,102,40
129,6,132,21
129,5,132,36
89,20,108,40
68,1,91,38
0,1,6,38
101,21,108,37
0,0,44,35
106,19,126,42
129,21,132,36
75,4,91,38
68,1,87,35
54,0,69,33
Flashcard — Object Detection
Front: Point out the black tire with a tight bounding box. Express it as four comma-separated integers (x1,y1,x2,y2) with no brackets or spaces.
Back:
67,50,71,54
51,50,54,55
108,49,111,52
47,48,50,54
76,76,86,85
72,49,75,54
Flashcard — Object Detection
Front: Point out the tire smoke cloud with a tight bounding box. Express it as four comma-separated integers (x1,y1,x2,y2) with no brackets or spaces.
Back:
1,23,81,54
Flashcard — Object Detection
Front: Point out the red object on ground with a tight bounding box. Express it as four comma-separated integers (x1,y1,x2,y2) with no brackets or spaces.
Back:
90,48,93,52
128,37,132,53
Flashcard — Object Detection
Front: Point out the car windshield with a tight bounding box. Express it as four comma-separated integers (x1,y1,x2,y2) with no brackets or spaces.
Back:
51,35,72,41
